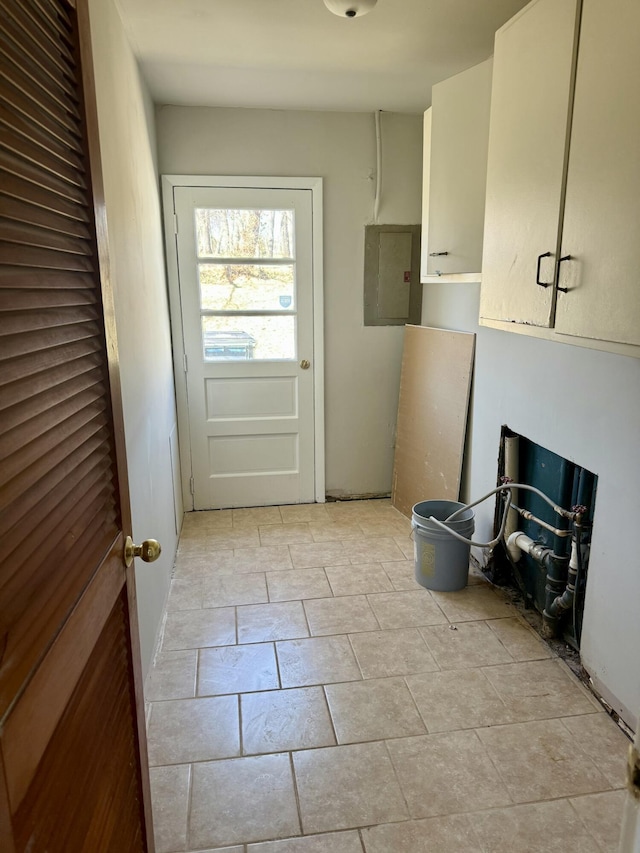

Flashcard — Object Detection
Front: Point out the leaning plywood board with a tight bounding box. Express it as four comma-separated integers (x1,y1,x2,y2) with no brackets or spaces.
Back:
392,325,475,518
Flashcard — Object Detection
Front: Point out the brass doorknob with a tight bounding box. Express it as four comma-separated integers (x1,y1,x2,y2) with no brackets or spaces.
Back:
124,536,162,568
300,359,311,369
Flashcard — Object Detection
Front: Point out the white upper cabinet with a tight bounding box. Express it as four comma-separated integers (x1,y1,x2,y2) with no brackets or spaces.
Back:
480,0,640,354
421,58,493,280
480,0,580,326
554,0,640,346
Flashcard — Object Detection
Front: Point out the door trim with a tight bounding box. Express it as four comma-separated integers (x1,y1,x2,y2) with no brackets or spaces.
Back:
162,175,325,509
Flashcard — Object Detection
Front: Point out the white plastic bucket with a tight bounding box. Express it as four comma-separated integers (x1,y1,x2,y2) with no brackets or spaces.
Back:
411,499,475,592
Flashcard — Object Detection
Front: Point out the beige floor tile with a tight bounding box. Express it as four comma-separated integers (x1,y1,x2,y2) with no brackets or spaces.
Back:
357,518,412,538
569,790,627,852
279,504,332,523
382,560,420,591
233,506,283,526
190,754,300,848
486,617,552,661
166,577,202,611
342,537,406,563
266,568,332,602
182,508,233,531
147,695,239,765
211,545,294,574
201,572,268,607
145,649,197,701
429,585,515,621
387,730,511,818
259,523,313,545
325,677,427,743
361,814,482,852
477,718,612,802
248,831,363,853
162,607,236,651
186,847,243,853
149,763,190,853
472,799,602,852
304,595,380,636
349,627,439,679
406,669,513,733
309,521,366,542
367,590,447,629
277,635,362,688
289,541,350,568
325,501,382,520
325,563,394,596
237,601,310,643
393,536,415,560
482,659,601,720
241,686,335,754
175,537,210,557
198,643,279,695
561,713,631,787
208,529,262,550
419,621,515,669
174,551,221,578
293,742,409,834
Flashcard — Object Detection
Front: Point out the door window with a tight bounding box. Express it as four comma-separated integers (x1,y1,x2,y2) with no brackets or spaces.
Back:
194,208,297,361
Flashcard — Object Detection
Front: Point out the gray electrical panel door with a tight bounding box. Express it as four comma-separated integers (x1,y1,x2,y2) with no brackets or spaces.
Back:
364,225,422,326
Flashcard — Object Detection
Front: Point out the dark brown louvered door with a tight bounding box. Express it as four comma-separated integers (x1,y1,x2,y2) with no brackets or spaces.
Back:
0,0,153,850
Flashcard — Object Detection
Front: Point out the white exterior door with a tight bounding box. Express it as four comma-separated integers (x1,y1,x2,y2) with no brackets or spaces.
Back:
167,180,323,510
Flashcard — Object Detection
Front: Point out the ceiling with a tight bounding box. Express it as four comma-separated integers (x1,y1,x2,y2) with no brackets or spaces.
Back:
115,0,530,114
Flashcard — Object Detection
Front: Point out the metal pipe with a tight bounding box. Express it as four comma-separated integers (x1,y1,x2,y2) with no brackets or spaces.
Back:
509,503,573,537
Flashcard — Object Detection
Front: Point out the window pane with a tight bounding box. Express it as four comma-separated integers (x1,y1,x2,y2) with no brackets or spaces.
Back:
199,264,295,311
202,316,295,361
195,208,295,259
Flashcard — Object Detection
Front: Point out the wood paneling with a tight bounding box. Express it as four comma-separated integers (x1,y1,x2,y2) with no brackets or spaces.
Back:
0,0,120,719
11,589,145,852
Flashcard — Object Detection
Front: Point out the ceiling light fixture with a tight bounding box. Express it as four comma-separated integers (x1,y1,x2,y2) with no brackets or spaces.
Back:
323,0,378,18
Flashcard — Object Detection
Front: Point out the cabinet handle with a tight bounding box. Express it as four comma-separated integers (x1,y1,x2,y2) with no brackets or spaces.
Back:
429,251,449,256
536,251,553,287
556,255,572,292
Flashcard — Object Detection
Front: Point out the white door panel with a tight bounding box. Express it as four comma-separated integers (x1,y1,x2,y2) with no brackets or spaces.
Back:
170,183,319,509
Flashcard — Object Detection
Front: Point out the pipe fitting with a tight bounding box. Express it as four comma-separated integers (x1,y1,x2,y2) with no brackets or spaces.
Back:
506,531,552,565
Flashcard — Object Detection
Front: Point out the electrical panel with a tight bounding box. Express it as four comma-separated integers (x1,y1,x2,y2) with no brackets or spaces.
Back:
364,225,422,326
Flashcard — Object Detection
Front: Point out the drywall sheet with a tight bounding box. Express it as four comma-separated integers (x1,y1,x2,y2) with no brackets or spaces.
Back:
392,325,475,518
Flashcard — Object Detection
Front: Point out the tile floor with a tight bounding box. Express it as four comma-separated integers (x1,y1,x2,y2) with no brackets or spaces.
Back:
146,500,630,853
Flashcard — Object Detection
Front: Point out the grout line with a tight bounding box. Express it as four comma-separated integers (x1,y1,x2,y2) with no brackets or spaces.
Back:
288,751,305,838
357,827,367,852
193,647,200,698
184,761,194,851
322,684,340,746
469,726,515,806
237,692,244,756
273,640,283,689
382,738,412,819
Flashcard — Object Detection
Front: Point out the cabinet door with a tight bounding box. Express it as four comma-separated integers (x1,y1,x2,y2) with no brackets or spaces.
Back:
555,0,640,346
426,59,493,276
480,0,581,326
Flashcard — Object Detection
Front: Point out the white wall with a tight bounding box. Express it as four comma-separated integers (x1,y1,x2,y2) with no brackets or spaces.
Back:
156,107,423,497
88,0,179,676
422,282,640,730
